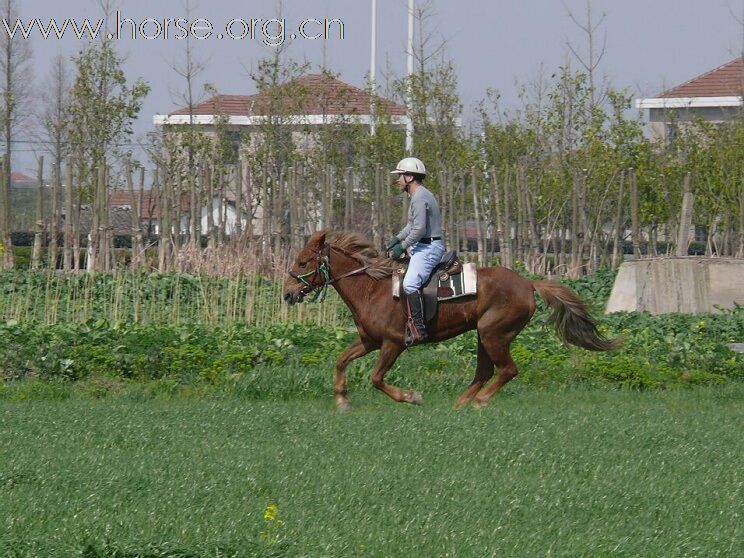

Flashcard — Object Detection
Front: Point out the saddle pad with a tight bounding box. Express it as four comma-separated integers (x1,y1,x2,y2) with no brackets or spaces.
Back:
437,262,477,301
392,262,477,301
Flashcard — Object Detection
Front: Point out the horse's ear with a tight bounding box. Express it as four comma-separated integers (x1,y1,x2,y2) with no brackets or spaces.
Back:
311,230,327,249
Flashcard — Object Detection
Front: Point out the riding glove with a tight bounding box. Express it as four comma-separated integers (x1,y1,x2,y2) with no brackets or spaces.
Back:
386,235,401,249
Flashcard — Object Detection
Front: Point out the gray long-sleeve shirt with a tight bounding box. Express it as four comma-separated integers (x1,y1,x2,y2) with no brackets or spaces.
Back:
396,185,442,248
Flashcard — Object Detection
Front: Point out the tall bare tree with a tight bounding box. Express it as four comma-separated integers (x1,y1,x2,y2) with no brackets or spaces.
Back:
564,0,607,108
0,0,32,268
168,0,209,246
38,55,70,268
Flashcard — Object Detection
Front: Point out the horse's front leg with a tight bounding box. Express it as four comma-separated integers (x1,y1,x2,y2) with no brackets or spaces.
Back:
371,341,422,405
334,338,373,412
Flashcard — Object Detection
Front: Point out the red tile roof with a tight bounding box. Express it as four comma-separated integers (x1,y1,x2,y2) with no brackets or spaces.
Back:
169,74,406,117
659,57,744,98
109,190,159,219
11,171,34,182
110,190,192,220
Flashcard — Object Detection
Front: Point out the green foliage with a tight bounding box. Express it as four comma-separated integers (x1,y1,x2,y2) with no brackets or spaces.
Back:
0,270,352,326
0,320,357,390
0,268,741,393
0,303,741,394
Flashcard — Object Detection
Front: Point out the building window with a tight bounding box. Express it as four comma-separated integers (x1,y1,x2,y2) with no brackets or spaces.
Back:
694,224,707,242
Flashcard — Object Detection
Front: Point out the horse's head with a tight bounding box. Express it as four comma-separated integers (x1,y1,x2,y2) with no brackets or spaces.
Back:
283,230,329,305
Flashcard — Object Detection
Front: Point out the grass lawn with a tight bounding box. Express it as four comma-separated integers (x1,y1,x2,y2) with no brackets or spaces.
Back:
1,385,742,557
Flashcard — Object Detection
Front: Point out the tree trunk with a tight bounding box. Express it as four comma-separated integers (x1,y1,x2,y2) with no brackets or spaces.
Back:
235,159,244,240
244,161,254,243
273,167,285,257
491,167,504,266
470,167,486,266
577,170,588,275
213,166,222,246
0,156,13,269
189,166,199,247
87,166,102,272
738,175,744,258
522,168,540,273
261,163,270,257
101,166,113,271
611,170,625,269
126,160,142,270
676,177,693,257
649,222,658,257
455,172,464,253
556,224,565,275
72,168,82,272
567,174,579,277
32,155,45,269
159,166,170,270
373,163,382,247
287,164,296,249
629,168,641,259
173,170,183,257
344,167,351,230
206,164,216,251
706,215,719,257
49,163,59,270
501,167,513,269
660,174,678,250
217,167,226,245
63,157,73,271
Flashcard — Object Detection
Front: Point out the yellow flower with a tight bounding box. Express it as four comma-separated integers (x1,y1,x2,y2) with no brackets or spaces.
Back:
263,503,277,522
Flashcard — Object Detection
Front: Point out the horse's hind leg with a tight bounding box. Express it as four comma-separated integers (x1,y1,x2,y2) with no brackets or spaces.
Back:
454,335,494,409
371,341,422,405
472,336,519,409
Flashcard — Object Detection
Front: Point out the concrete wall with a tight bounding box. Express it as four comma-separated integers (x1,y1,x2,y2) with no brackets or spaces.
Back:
648,106,741,142
606,257,744,314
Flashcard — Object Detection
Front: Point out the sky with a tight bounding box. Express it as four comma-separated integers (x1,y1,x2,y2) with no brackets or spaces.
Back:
10,0,744,174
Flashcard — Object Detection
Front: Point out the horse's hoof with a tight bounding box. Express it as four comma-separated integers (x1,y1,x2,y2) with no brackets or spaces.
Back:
407,391,424,405
336,400,352,413
472,398,488,410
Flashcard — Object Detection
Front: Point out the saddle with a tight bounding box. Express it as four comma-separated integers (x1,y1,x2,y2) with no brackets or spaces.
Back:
392,251,477,323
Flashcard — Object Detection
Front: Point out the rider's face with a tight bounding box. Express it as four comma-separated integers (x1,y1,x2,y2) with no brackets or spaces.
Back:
396,173,409,192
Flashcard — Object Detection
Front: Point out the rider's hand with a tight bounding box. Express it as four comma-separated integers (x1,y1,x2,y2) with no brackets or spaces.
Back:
390,243,406,259
385,235,401,250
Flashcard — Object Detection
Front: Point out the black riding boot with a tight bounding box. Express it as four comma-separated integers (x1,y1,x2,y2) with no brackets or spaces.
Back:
404,290,428,346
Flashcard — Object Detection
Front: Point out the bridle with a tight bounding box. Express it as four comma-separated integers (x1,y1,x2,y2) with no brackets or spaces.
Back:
289,243,370,302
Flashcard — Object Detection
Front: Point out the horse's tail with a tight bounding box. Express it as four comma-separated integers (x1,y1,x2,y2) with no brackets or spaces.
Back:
532,280,621,351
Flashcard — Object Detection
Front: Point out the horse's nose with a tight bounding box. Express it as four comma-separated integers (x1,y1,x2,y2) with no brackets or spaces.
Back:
283,291,293,304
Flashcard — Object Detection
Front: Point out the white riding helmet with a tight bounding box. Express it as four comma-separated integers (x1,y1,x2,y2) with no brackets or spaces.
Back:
390,157,427,177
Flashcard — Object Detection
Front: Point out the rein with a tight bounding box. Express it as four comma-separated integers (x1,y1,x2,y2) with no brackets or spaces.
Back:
290,244,370,302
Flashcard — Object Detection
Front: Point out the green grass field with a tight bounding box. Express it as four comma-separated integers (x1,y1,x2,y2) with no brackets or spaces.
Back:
1,385,742,557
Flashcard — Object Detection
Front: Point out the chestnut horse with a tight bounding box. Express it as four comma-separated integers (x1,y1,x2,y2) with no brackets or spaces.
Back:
283,231,618,411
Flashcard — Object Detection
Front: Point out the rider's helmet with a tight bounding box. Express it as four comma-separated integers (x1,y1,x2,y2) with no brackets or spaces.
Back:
390,157,427,177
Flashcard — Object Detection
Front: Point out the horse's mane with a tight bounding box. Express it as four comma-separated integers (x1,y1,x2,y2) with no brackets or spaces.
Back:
326,231,399,280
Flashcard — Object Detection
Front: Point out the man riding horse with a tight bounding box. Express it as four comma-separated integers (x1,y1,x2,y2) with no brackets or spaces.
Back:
386,157,445,346
282,160,619,411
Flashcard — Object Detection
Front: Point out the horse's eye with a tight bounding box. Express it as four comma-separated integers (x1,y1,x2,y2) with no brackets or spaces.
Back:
299,261,307,268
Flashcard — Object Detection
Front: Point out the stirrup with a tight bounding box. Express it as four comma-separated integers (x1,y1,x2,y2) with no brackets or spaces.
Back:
405,326,428,346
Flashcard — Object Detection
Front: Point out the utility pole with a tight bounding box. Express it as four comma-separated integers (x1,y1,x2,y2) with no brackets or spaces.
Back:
370,0,377,136
405,0,414,153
